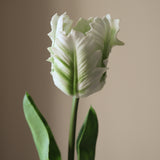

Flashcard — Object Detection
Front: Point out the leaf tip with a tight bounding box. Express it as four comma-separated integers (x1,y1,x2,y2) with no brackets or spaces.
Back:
23,91,29,103
89,106,96,115
25,91,29,97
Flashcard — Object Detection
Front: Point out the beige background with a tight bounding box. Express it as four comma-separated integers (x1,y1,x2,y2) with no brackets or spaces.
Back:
1,0,160,160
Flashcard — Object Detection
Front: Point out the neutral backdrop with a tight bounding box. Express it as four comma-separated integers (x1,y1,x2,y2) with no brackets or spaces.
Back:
1,0,160,160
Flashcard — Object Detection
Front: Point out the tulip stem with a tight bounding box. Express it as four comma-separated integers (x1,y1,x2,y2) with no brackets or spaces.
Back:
68,96,79,160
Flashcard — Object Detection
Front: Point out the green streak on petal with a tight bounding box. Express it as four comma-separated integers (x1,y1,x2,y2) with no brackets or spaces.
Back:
54,64,71,82
73,50,78,96
55,56,70,70
56,40,74,60
100,72,106,82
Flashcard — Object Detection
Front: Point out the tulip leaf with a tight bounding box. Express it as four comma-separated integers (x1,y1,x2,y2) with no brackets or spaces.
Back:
23,92,61,160
76,107,98,160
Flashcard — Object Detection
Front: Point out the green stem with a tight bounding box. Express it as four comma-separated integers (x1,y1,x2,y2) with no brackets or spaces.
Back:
68,96,79,160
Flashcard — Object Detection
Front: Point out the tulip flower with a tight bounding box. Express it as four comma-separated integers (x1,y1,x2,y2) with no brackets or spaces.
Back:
48,13,124,97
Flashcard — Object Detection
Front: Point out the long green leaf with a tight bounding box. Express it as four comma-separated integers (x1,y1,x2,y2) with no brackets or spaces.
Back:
23,92,61,160
76,107,98,160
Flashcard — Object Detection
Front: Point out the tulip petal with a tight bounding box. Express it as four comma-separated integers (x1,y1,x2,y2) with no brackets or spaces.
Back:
88,14,124,61
50,29,106,97
74,18,91,34
48,13,73,47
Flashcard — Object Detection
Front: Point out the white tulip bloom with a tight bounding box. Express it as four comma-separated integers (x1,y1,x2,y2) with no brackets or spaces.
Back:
48,13,124,97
